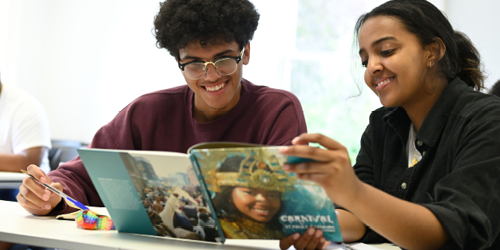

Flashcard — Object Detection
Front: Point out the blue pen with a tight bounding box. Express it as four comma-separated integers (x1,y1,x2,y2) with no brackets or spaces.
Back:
21,169,89,211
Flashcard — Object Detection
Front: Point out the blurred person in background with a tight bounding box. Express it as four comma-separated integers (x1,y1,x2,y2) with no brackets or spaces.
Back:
0,73,51,202
489,79,500,97
0,73,51,250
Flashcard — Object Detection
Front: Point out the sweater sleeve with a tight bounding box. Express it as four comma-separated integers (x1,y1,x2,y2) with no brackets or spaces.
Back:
47,105,137,215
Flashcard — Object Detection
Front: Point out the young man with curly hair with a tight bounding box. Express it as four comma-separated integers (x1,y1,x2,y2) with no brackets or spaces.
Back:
17,0,306,217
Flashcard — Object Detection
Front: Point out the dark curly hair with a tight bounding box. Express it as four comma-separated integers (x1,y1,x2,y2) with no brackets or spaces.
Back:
354,0,484,91
154,0,260,59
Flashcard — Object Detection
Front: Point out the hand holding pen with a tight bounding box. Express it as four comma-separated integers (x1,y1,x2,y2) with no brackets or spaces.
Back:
21,169,89,211
17,165,85,215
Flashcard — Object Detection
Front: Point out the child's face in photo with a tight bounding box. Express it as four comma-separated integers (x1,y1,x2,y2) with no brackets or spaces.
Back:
231,187,281,223
358,15,432,109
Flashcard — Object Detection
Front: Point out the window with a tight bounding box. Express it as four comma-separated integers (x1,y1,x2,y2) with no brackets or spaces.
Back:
291,0,386,161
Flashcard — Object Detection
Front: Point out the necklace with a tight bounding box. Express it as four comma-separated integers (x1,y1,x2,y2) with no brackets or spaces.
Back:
409,124,419,168
226,217,273,239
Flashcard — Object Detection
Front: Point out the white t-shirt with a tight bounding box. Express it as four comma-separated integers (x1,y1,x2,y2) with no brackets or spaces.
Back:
407,124,422,168
0,84,51,173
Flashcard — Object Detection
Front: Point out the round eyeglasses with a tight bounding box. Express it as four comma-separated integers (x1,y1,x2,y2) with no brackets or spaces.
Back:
178,48,245,80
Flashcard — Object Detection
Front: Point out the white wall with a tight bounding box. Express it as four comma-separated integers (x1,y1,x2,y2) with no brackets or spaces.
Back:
0,0,298,143
444,0,500,90
1,0,178,143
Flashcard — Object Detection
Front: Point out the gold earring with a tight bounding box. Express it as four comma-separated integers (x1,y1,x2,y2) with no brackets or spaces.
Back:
429,62,432,68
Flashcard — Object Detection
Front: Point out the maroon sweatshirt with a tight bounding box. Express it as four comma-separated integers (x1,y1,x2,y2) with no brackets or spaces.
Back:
48,79,307,214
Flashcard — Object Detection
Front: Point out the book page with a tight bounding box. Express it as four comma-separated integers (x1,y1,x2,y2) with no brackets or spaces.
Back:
125,151,222,242
191,147,342,242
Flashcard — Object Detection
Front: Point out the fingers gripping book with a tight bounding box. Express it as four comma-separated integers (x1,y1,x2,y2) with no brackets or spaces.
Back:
78,142,343,244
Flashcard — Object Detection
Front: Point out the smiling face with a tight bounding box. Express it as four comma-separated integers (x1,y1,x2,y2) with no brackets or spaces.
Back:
178,41,250,122
231,187,281,223
358,15,435,109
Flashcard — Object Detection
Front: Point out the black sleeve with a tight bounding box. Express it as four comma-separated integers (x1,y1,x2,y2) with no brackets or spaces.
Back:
420,118,500,249
350,124,390,244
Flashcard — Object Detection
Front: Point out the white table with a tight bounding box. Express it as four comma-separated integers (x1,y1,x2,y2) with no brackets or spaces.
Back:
0,172,25,189
0,201,399,250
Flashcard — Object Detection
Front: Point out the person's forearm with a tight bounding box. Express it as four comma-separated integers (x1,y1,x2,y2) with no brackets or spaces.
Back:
345,183,448,250
0,153,35,172
0,147,45,172
336,209,366,242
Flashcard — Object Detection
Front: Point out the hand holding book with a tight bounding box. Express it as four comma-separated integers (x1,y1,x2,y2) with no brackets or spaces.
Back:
279,227,330,250
279,133,361,209
278,133,368,250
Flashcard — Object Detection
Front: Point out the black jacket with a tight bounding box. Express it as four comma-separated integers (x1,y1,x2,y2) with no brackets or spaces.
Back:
354,78,500,250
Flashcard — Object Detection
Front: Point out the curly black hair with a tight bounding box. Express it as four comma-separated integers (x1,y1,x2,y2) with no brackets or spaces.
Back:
154,0,260,59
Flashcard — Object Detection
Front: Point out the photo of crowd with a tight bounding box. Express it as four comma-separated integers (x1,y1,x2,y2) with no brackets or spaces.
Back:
119,152,220,242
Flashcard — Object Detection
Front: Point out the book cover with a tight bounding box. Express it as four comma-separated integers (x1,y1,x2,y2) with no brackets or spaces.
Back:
189,146,343,242
78,149,224,243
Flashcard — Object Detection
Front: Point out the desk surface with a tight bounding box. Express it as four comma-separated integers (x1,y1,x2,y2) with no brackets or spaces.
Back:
0,172,25,189
0,201,399,250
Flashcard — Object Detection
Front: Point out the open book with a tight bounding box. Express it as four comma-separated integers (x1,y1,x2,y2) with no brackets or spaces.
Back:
78,142,342,244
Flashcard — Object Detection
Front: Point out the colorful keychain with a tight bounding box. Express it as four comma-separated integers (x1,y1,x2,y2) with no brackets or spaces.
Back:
76,210,115,230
